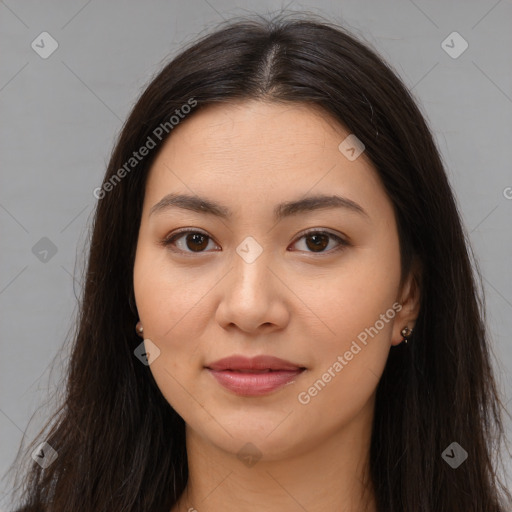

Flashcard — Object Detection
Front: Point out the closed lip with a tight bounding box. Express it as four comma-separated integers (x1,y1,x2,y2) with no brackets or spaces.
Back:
205,355,306,372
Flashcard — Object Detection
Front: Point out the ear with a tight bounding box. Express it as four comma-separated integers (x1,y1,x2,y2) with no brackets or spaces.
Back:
391,256,422,346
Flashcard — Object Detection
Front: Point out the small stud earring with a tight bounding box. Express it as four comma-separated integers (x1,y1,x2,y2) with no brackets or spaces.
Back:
400,326,413,344
135,321,144,335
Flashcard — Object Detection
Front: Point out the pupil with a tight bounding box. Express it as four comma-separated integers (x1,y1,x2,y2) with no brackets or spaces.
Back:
187,233,208,252
307,234,328,252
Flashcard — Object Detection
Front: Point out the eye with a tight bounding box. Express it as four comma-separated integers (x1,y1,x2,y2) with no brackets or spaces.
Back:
159,228,349,255
160,229,219,254
289,229,349,254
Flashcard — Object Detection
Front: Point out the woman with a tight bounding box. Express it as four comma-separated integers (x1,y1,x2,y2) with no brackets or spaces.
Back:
8,12,511,512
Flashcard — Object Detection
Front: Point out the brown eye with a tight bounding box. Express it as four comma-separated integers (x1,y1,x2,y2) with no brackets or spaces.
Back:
304,233,330,252
291,230,348,254
183,233,209,252
162,230,218,253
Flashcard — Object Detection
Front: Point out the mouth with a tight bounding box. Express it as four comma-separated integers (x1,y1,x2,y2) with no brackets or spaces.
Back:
205,354,306,372
206,368,306,396
207,368,306,375
204,355,307,396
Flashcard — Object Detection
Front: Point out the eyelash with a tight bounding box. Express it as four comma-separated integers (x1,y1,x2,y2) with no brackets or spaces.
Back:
159,228,349,256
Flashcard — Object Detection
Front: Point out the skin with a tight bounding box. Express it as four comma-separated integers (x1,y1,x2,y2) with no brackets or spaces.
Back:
133,100,421,512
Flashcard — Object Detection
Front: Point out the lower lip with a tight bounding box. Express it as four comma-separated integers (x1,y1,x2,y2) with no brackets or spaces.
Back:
206,369,305,396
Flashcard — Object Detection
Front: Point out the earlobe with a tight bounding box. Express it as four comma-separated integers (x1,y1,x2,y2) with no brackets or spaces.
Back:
391,323,415,346
400,325,414,344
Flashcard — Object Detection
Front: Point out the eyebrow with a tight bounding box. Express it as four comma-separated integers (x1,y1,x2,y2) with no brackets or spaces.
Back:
149,192,370,222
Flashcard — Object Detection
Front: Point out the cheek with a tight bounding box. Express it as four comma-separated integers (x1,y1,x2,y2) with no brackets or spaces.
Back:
294,279,397,424
304,252,400,346
297,241,401,390
133,244,214,338
133,245,220,389
133,253,206,414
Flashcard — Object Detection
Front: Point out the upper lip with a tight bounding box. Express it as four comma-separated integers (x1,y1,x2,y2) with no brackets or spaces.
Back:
205,355,305,371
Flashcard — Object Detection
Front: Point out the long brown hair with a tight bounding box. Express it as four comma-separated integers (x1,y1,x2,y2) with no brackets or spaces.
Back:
6,12,511,512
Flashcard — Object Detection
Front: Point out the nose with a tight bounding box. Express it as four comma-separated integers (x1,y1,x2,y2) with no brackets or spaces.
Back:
215,245,290,334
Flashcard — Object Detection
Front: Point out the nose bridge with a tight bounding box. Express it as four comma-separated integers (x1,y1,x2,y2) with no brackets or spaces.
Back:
230,235,272,301
215,235,288,331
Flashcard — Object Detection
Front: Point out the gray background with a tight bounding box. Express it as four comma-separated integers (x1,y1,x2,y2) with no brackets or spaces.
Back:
1,0,511,508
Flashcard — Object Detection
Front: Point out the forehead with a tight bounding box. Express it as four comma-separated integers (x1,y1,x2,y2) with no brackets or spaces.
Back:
143,100,391,224
161,100,353,160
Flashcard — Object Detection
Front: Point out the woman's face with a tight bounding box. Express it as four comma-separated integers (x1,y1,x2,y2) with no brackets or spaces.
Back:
133,100,419,460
